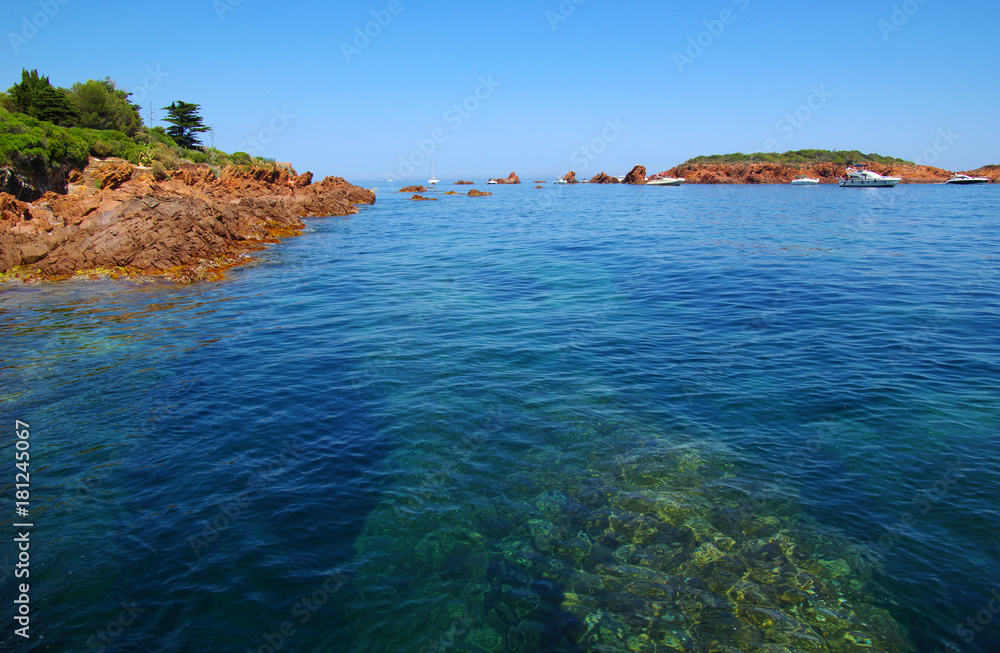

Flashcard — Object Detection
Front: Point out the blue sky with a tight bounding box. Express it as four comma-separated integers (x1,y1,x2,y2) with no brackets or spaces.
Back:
3,0,999,181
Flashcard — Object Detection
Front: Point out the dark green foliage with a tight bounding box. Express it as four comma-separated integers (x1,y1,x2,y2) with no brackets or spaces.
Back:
162,101,209,149
2,71,279,185
683,150,913,166
185,149,209,164
230,151,252,165
91,140,114,157
148,126,178,147
151,161,167,181
8,69,80,127
68,78,142,136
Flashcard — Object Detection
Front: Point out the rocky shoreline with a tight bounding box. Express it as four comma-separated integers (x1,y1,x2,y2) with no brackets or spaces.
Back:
0,158,374,283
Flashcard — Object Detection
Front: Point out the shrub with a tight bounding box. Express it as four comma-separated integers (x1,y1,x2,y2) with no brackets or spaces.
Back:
151,161,167,181
67,78,141,136
151,146,179,170
230,151,251,165
91,140,113,157
184,149,209,164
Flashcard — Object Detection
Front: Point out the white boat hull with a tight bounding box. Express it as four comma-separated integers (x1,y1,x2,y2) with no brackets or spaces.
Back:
945,175,989,185
840,166,901,187
839,179,900,187
791,178,819,185
646,177,684,186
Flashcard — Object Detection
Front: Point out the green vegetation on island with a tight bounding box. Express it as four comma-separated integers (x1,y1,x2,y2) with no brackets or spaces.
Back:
682,149,913,166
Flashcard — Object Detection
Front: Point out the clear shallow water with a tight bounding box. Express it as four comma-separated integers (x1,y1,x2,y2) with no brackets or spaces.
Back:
1,182,998,652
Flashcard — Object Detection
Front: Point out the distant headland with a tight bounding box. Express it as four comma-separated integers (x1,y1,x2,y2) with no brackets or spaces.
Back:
567,151,997,185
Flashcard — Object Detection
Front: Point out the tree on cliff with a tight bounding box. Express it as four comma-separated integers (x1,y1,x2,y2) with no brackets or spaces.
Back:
7,69,79,127
162,101,210,149
68,78,142,136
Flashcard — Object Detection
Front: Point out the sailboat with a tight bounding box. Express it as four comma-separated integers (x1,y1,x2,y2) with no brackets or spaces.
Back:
427,160,439,185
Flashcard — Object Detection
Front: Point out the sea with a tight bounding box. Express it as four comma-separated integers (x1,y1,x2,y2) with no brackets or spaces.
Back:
1,181,998,652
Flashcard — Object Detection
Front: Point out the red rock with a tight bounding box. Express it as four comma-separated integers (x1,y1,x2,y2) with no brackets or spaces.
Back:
0,158,374,282
468,189,492,197
400,185,427,193
562,171,579,184
588,172,620,184
623,165,647,185
962,165,999,182
490,172,520,185
410,194,437,201
95,161,134,191
659,161,954,184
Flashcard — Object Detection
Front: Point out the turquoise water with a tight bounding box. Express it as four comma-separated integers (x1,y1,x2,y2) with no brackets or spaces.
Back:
1,182,998,652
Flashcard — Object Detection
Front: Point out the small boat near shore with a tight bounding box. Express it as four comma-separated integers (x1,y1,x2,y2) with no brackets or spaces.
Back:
945,173,989,185
839,165,901,188
553,178,568,185
791,175,819,185
647,177,685,186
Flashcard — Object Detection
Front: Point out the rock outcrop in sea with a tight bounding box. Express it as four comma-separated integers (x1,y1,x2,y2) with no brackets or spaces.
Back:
489,172,521,185
587,172,620,184
562,171,579,184
0,158,374,282
623,164,647,185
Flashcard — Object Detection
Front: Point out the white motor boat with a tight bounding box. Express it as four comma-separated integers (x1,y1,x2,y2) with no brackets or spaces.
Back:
791,175,819,185
945,173,989,185
486,179,499,185
839,165,901,187
646,177,685,186
553,178,568,185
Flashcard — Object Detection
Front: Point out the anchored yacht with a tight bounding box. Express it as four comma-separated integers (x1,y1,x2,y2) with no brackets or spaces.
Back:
839,165,901,187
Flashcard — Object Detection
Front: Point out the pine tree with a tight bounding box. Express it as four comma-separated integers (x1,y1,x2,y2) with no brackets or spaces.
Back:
161,101,210,149
7,69,79,126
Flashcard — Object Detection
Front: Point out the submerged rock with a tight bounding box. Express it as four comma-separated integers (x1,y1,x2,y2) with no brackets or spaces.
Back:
345,410,914,652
